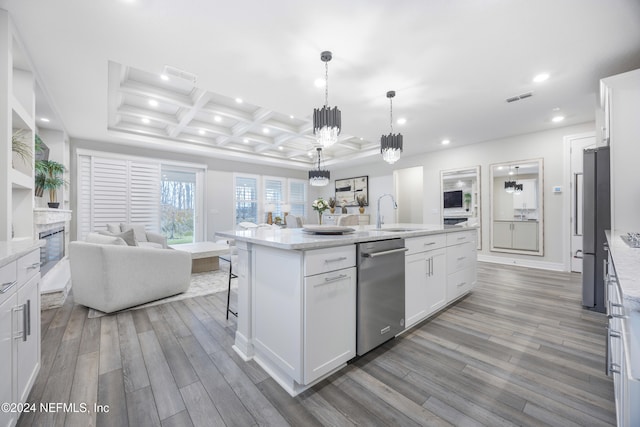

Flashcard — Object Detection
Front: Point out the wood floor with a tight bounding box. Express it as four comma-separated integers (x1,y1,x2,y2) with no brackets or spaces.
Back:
18,262,615,427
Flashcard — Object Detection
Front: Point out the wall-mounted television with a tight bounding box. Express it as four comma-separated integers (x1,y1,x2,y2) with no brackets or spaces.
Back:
443,190,463,208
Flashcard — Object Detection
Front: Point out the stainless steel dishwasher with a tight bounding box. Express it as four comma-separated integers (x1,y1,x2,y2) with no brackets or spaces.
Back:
356,238,407,355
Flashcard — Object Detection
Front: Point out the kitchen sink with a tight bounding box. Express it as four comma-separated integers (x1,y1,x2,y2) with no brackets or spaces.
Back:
374,228,419,233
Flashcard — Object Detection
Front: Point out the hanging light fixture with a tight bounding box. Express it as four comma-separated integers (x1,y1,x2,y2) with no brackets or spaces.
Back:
313,51,341,149
308,148,330,187
381,91,403,164
504,166,516,193
513,166,523,194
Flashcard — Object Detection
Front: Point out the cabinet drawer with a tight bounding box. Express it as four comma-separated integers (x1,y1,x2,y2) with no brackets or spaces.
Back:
447,267,476,301
17,249,41,286
304,246,356,277
405,234,446,255
0,261,18,306
446,242,476,273
446,230,476,247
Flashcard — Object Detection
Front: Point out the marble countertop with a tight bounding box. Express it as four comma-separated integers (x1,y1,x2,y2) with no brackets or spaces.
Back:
216,223,477,251
606,231,640,312
0,239,45,268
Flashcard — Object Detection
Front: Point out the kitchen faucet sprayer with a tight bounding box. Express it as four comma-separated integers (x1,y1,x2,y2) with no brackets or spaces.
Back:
376,193,397,228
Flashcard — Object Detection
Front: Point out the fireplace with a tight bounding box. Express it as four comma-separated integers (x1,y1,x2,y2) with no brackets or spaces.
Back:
39,226,65,277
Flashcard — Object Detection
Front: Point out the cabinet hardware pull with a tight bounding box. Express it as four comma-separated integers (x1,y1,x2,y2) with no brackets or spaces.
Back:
610,330,621,339
316,274,347,285
457,236,466,240
362,248,408,258
457,282,466,287
22,303,28,342
324,257,347,263
606,325,611,376
1,280,17,294
26,299,31,337
424,242,436,246
12,305,25,340
457,256,466,261
429,257,433,276
26,262,41,270
610,363,621,374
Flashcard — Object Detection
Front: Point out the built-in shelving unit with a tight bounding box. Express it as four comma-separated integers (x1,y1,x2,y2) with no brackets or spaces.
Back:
2,9,36,241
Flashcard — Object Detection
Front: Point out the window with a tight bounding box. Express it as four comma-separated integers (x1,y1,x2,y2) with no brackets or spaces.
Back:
234,175,307,226
235,175,258,223
161,167,200,245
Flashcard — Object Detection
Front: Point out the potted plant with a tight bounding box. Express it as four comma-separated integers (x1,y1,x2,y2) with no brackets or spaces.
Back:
356,194,367,214
463,192,472,211
35,160,66,208
11,129,32,167
328,197,336,214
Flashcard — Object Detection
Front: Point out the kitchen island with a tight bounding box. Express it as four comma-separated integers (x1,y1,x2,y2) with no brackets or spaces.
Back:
216,224,478,396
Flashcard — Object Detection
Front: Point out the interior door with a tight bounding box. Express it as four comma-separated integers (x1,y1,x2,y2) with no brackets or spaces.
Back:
570,135,596,272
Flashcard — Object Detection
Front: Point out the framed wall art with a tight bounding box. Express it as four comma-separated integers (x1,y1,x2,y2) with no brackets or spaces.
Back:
335,176,368,206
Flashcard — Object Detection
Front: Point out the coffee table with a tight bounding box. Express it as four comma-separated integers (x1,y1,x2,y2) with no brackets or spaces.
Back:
169,242,230,273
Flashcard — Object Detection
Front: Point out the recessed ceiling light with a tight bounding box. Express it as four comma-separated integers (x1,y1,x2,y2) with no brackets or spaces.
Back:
533,73,550,83
235,98,243,104
314,78,325,88
214,115,222,122
141,118,150,124
360,137,364,141
497,166,504,170
263,127,270,134
148,99,158,107
289,115,294,119
278,146,283,150
199,129,205,135
243,138,249,143
552,115,565,123
441,139,450,145
396,118,407,125
308,151,313,157
160,74,169,81
40,117,50,122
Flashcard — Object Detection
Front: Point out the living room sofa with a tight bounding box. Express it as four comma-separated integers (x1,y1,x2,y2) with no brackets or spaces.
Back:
69,233,191,313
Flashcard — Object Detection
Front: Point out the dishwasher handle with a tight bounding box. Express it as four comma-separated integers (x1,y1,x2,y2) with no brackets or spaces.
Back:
362,247,408,258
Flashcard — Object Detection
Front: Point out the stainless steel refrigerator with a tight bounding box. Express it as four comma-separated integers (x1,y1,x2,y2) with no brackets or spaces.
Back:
582,146,610,312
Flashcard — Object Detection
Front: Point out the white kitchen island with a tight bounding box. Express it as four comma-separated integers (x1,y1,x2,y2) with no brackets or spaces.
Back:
216,224,478,396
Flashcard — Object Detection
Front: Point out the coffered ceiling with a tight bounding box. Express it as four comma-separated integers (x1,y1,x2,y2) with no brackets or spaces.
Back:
3,0,640,170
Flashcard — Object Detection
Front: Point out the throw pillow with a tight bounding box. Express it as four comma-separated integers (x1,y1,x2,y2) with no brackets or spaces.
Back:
106,223,121,234
86,232,128,246
99,229,138,246
120,223,148,242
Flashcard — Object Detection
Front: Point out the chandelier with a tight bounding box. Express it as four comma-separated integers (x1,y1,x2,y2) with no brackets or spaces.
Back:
309,148,330,187
313,51,341,149
513,166,523,194
381,91,403,164
504,166,516,193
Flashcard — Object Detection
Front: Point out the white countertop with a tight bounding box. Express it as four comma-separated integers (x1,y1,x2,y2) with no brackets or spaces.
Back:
606,231,640,312
0,239,46,268
216,223,477,251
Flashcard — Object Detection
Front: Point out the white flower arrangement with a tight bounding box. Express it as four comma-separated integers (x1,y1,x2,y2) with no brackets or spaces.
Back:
312,197,330,214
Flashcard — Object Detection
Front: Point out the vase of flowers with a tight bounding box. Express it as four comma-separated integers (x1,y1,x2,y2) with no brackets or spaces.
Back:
356,194,367,214
328,197,336,214
312,197,329,225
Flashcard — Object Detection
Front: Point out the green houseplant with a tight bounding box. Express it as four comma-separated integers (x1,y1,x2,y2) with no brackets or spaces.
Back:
35,160,66,208
11,129,32,167
463,192,472,211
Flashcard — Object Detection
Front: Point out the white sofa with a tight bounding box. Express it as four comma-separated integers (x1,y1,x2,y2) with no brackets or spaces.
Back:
69,233,191,313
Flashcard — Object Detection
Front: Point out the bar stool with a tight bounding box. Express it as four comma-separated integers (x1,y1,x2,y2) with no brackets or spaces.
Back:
217,239,238,319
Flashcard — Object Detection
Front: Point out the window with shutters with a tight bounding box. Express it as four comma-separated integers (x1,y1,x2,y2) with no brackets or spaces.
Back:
235,175,259,224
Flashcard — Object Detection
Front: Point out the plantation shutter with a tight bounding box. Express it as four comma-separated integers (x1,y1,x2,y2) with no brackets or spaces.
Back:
76,154,161,239
264,177,284,217
288,179,307,217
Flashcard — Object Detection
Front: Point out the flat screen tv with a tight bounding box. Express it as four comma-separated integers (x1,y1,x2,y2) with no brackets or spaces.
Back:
444,190,463,208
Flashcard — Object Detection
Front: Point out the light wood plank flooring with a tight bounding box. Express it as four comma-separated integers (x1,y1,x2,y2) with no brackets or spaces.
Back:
18,262,615,426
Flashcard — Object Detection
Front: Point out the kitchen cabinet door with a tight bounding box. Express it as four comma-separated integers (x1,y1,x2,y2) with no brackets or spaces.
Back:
512,221,538,251
493,222,513,248
16,273,40,404
303,267,356,384
426,249,447,315
405,252,429,328
0,294,17,427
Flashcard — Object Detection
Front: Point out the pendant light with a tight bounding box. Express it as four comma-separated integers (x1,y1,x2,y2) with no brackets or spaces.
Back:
381,91,403,164
504,166,516,193
313,51,341,149
513,166,523,194
309,148,330,187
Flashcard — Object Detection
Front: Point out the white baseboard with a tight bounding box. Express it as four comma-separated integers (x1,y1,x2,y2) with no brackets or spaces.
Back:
477,254,567,272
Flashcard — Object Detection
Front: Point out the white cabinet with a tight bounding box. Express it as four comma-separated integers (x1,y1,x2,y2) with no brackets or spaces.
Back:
492,221,538,251
512,179,537,210
303,267,356,383
0,248,41,427
446,230,477,302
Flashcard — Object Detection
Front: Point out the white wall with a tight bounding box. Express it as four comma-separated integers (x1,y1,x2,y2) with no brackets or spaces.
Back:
395,166,424,223
331,121,595,269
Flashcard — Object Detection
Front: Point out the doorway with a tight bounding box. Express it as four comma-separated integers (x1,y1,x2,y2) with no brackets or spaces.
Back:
393,166,424,223
160,166,205,244
568,133,596,273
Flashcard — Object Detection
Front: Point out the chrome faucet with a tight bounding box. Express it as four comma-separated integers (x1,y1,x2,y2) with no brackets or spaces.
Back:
376,193,398,228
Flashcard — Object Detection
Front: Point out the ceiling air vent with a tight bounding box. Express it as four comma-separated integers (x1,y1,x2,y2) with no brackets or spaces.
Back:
163,65,198,84
506,92,534,103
